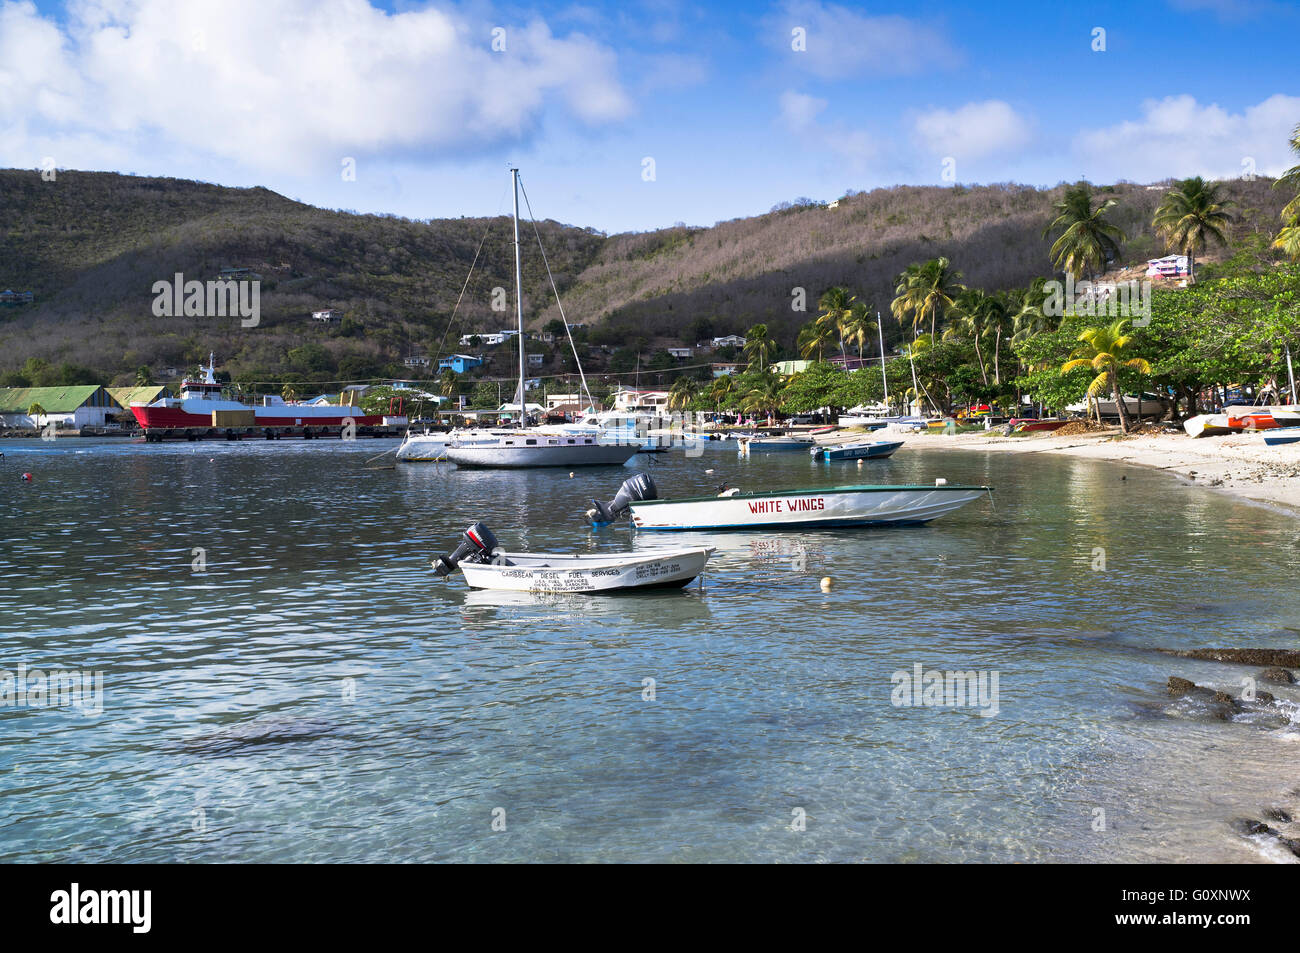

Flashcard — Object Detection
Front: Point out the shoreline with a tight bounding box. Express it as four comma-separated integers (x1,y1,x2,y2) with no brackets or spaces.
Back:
914,427,1300,518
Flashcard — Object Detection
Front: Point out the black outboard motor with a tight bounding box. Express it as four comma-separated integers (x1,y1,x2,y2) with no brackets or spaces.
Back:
587,473,657,525
433,522,503,576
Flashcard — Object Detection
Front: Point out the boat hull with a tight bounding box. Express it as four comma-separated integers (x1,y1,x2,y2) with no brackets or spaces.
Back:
445,440,640,468
819,440,904,460
131,405,384,428
628,484,989,531
458,548,713,592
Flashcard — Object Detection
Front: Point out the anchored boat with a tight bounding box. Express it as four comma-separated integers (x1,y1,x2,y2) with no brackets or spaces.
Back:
432,521,712,591
811,439,904,460
586,474,991,531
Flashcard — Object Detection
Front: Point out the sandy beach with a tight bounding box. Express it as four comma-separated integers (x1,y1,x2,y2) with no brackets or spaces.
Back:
917,426,1300,516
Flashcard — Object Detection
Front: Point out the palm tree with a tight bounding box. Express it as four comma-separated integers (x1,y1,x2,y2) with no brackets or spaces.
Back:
942,289,993,387
438,369,460,398
134,366,152,387
1060,319,1151,434
743,324,777,372
280,382,299,402
798,322,835,362
1043,183,1126,280
709,375,735,414
1152,176,1234,282
816,286,855,364
892,257,963,338
28,402,46,431
1272,123,1300,261
668,376,696,410
741,372,783,422
842,302,878,361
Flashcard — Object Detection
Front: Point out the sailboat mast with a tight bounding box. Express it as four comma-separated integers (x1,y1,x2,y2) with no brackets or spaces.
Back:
511,168,526,417
876,311,888,407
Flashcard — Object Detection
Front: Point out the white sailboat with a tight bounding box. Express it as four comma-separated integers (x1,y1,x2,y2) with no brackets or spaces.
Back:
443,168,641,469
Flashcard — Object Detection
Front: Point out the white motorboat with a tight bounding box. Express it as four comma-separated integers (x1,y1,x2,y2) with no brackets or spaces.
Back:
432,522,712,592
586,474,991,531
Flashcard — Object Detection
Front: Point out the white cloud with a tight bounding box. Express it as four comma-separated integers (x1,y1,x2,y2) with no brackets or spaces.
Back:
912,100,1034,160
778,90,827,131
1073,94,1300,182
0,0,632,175
765,0,960,79
775,90,877,170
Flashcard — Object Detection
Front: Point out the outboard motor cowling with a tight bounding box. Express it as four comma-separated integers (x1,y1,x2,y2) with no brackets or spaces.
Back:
433,521,502,576
587,473,657,525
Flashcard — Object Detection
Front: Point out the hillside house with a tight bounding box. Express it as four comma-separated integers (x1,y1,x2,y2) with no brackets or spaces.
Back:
438,354,483,374
711,334,746,348
711,362,743,377
0,290,34,305
312,309,343,323
403,355,432,369
667,347,693,359
1146,255,1190,279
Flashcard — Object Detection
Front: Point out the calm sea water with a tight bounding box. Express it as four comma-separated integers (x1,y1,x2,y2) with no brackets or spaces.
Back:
2,437,1299,863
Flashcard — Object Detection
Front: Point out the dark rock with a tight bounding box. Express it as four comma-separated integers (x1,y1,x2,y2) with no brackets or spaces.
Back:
1159,648,1300,667
1263,807,1292,824
1168,676,1197,697
1259,667,1296,684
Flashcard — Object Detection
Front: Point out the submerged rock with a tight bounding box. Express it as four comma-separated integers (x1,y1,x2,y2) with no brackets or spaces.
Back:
1231,817,1300,859
175,717,340,756
1159,648,1300,667
1259,667,1296,684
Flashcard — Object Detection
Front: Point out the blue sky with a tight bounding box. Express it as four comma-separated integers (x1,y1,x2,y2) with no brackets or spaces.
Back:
2,0,1297,232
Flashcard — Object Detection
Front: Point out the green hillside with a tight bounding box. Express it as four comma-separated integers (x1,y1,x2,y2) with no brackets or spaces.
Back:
0,168,1290,389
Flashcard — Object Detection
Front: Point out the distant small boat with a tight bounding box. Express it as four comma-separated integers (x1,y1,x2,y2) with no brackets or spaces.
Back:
432,521,711,591
812,439,904,460
587,474,990,532
738,434,816,454
1011,418,1068,433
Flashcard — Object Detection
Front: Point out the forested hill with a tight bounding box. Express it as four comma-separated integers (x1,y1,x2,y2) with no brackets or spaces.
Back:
0,168,1288,386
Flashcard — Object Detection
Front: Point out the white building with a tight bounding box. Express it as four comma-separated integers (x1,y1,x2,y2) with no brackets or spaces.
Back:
711,334,746,348
312,309,343,323
667,347,693,359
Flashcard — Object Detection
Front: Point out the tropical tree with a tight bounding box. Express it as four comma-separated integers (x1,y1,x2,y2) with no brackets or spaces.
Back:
134,366,153,387
816,286,855,363
842,302,878,361
741,372,783,421
668,375,696,410
709,374,736,414
1273,123,1300,261
943,289,994,387
28,402,46,430
280,382,299,402
1152,176,1234,282
892,257,963,338
1043,183,1126,279
1060,319,1152,433
743,324,777,372
798,321,836,362
438,369,460,398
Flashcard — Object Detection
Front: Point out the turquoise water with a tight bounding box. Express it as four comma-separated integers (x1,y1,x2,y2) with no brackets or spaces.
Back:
2,437,1298,862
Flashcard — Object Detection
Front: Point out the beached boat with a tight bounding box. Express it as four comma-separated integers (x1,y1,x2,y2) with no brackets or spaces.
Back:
1263,430,1300,446
812,439,904,460
1183,412,1284,438
432,521,712,591
1011,418,1069,433
586,474,990,531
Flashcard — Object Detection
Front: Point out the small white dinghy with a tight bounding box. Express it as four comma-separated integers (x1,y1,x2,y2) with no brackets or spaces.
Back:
432,522,712,592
